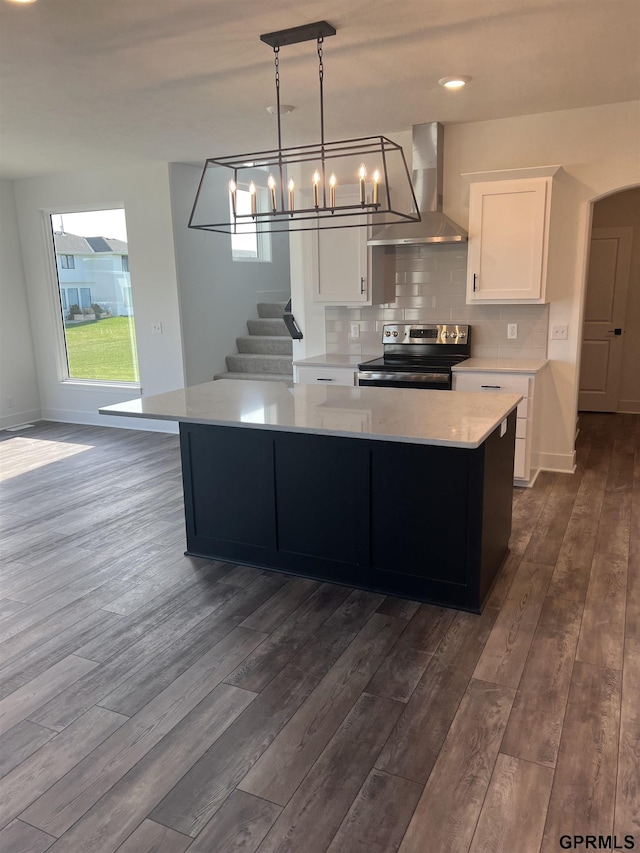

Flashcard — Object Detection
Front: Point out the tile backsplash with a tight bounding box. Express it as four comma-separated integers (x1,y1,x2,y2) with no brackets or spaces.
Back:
325,244,549,359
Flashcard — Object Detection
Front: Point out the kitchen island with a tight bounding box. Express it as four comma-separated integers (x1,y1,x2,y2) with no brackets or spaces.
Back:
100,380,521,612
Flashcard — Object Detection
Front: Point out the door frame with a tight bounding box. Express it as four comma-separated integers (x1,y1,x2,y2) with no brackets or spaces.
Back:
578,225,633,412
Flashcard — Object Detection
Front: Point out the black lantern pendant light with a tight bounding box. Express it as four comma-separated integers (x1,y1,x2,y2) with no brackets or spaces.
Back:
188,21,420,234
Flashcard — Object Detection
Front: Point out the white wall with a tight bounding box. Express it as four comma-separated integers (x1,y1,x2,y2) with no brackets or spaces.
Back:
0,180,41,429
12,164,185,432
169,164,291,386
444,101,640,472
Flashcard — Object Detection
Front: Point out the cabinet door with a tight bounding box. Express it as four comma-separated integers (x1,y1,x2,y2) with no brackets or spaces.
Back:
314,215,368,303
467,178,549,303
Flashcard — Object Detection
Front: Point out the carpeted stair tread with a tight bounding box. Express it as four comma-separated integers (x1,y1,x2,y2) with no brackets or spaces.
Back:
247,318,288,337
236,335,292,355
257,301,288,319
225,353,293,374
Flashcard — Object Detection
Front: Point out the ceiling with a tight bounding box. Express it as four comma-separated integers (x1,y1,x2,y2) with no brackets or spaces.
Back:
1,0,639,180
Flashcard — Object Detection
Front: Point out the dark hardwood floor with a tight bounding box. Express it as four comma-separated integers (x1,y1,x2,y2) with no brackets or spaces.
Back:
0,413,637,852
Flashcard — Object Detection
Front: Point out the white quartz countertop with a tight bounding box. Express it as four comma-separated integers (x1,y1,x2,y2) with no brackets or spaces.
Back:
293,354,364,368
452,357,549,374
100,379,521,449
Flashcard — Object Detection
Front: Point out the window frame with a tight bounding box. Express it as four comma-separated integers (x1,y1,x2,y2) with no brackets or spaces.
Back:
44,206,141,388
230,184,272,263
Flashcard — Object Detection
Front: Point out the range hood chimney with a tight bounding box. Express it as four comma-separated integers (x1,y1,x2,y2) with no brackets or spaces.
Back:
368,122,467,246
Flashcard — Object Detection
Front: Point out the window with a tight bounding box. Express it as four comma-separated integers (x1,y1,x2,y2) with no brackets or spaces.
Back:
50,208,139,383
230,185,272,262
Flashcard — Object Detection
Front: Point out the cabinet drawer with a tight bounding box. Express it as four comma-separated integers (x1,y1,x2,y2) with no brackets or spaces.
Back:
453,372,530,398
295,366,356,386
514,438,527,479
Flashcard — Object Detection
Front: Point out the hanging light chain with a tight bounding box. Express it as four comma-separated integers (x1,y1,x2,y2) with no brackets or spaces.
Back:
317,36,326,207
317,36,325,150
273,45,283,156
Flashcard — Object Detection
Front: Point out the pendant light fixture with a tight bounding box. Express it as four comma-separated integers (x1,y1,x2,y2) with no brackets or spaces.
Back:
189,21,420,234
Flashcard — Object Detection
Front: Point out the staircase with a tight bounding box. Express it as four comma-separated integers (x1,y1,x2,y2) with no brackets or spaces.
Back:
214,301,294,383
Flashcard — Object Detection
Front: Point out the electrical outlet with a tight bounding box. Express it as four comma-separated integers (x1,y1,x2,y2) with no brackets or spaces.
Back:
507,323,518,340
350,323,360,339
551,324,568,340
151,322,163,335
6,396,14,409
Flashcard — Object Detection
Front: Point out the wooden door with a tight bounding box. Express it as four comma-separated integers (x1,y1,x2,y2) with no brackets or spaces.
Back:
578,227,633,411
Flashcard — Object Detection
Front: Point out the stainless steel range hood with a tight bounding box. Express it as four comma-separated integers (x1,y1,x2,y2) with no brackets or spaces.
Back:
368,122,467,246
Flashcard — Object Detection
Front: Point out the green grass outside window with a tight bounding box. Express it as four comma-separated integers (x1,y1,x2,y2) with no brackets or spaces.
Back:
65,316,139,382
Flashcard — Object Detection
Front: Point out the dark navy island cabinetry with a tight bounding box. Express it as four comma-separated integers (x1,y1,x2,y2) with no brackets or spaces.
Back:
101,379,520,613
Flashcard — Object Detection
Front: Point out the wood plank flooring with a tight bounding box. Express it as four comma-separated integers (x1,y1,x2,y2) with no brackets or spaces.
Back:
0,413,638,852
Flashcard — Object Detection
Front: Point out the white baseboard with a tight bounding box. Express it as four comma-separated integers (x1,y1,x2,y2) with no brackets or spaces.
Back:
538,450,576,474
0,409,42,431
42,408,178,434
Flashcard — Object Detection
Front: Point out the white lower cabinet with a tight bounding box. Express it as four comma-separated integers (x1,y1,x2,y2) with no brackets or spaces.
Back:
293,365,357,386
452,368,543,486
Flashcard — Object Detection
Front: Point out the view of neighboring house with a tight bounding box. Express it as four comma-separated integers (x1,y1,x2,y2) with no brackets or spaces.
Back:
53,231,131,317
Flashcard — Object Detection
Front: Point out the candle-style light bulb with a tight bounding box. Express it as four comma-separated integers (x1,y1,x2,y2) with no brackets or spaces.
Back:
372,169,380,206
329,174,336,210
267,174,277,212
229,179,237,216
312,170,320,208
249,181,257,217
288,178,295,213
358,164,367,205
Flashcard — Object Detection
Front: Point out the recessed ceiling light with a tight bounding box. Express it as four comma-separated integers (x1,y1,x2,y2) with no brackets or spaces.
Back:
266,104,295,115
5,0,39,4
439,76,471,90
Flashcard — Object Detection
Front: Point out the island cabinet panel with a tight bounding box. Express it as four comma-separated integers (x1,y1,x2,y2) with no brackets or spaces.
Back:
180,425,277,550
274,432,370,566
178,413,516,612
369,443,476,586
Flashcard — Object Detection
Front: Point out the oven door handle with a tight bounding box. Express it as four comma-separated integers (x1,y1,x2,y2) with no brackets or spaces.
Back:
357,372,450,384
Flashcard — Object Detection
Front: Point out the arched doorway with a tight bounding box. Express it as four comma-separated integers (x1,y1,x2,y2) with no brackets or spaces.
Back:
578,186,640,413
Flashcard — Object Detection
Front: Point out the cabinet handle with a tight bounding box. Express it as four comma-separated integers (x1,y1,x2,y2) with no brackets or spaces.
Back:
481,384,501,389
473,273,478,292
360,276,365,294
316,377,335,382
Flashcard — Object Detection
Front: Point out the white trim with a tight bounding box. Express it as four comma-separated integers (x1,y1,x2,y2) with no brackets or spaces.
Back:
41,408,178,433
538,450,577,474
462,165,562,182
0,409,42,431
59,379,142,393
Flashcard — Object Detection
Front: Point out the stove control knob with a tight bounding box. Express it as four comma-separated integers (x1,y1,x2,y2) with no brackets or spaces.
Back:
450,332,458,339
384,331,391,337
458,331,466,337
442,332,449,339
392,331,398,337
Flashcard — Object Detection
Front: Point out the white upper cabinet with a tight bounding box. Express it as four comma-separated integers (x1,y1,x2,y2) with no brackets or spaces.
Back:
464,167,559,304
312,191,394,305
